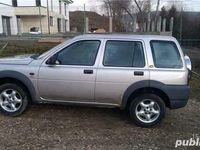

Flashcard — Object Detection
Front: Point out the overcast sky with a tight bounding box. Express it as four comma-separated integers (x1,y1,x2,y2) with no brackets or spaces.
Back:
69,0,102,13
70,0,200,13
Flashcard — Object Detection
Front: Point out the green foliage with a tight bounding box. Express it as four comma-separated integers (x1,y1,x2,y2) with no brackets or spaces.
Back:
190,69,200,100
0,41,57,58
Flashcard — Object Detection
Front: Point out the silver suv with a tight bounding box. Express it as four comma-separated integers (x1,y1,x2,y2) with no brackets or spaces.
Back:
0,34,191,127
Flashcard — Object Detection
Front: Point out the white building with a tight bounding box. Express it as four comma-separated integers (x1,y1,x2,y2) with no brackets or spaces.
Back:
0,0,71,35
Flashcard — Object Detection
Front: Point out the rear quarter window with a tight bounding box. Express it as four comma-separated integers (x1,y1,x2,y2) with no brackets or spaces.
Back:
150,40,183,69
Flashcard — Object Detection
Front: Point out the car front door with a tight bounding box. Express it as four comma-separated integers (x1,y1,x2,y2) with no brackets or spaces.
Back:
38,40,101,102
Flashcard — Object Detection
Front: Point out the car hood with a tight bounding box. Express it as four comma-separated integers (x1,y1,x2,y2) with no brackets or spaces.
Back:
0,54,34,65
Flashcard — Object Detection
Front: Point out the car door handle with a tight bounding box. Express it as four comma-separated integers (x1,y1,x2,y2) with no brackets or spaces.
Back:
84,70,93,74
134,71,144,76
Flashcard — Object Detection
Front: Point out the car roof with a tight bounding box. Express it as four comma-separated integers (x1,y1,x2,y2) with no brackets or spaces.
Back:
73,34,176,41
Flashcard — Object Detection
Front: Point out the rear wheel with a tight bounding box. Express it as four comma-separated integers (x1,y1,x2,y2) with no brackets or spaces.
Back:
0,83,29,116
129,94,165,127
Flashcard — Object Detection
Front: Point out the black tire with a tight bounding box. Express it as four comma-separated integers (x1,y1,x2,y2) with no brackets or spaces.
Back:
129,94,166,128
0,83,29,116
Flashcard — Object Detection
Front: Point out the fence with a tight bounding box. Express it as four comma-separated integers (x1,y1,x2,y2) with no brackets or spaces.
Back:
180,39,200,48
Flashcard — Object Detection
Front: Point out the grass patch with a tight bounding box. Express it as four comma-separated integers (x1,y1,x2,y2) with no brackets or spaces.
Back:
183,47,200,100
190,69,200,100
0,40,57,57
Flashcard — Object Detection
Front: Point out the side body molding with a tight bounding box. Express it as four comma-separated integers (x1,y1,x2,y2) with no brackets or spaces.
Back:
0,70,37,102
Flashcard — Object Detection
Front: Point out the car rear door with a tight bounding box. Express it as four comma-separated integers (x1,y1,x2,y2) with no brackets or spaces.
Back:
95,39,149,106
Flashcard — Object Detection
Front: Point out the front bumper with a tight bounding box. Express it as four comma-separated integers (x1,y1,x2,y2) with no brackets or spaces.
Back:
162,85,190,109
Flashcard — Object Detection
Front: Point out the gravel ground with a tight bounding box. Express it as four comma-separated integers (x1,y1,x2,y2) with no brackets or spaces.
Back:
0,99,199,150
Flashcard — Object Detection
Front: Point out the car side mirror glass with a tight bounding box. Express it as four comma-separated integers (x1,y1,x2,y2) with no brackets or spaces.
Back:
184,55,192,71
46,55,59,65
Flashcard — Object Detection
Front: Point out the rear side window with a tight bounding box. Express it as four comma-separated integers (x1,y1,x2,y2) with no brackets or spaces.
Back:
150,40,183,68
103,41,145,67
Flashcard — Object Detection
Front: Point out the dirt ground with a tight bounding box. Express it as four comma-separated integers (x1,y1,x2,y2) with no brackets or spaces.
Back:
0,99,199,150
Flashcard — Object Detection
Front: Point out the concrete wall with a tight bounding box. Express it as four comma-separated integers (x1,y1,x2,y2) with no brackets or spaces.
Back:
20,12,69,34
0,3,18,35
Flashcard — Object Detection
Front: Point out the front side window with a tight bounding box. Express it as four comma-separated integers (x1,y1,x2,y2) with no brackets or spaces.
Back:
103,41,145,67
150,40,183,68
56,40,100,66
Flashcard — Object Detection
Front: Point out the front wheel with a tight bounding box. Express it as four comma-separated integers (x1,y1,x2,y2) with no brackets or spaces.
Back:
0,83,29,116
129,94,166,127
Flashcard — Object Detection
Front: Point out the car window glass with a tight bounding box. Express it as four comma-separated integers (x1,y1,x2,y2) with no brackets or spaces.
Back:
57,40,100,66
150,41,183,68
103,41,145,67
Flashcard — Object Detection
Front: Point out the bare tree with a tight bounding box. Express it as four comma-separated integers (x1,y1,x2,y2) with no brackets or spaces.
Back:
101,0,131,31
102,0,113,17
101,0,153,32
132,0,150,31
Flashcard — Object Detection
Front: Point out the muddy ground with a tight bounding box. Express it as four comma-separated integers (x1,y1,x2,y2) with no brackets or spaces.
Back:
0,99,199,150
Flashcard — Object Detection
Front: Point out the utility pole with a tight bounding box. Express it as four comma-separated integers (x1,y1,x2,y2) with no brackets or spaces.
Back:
84,3,86,33
47,0,50,34
39,5,43,34
180,4,183,45
155,0,160,31
147,0,151,32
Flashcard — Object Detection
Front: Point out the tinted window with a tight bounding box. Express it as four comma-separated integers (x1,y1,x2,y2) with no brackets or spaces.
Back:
150,40,183,68
56,40,100,66
103,41,145,67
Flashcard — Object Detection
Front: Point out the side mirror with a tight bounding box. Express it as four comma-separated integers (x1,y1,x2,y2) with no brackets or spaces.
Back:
46,55,59,65
184,55,192,71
